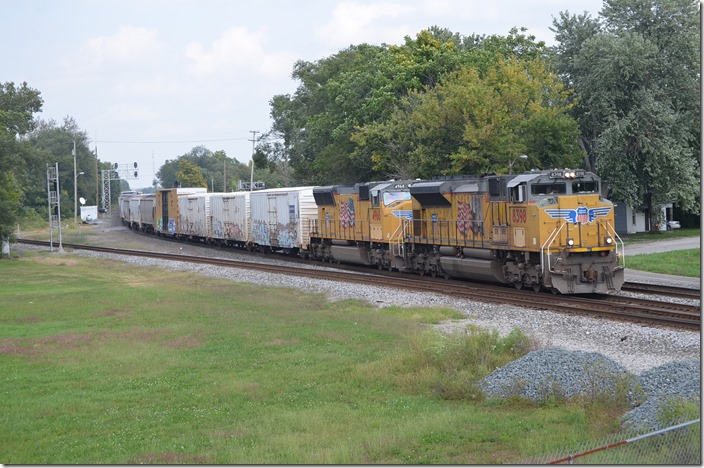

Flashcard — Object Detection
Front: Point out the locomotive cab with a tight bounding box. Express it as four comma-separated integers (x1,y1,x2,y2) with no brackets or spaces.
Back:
505,170,625,293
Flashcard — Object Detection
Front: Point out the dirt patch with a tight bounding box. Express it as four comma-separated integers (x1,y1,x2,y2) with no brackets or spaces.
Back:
17,316,42,323
31,256,82,266
93,309,131,319
0,332,94,356
265,338,293,346
164,336,201,348
130,452,213,464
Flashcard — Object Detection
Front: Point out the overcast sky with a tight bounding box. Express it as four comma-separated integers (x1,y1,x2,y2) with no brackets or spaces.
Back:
4,0,604,189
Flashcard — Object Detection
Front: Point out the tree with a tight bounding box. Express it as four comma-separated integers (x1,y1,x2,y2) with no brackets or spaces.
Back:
268,43,400,184
549,11,603,171
353,58,580,178
0,82,43,249
26,118,100,216
175,159,207,188
552,0,700,231
157,146,252,191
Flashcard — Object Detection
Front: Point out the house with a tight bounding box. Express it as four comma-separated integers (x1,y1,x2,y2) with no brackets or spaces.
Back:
614,202,675,235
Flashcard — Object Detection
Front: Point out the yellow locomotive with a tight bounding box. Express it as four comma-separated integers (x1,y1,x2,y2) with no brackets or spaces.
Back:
310,169,625,294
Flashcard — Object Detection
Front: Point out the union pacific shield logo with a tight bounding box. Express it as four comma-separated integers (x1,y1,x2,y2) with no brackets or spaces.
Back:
545,206,612,224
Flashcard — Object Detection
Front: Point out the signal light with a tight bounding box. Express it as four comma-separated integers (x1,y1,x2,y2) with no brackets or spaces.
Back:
566,238,575,247
605,236,613,245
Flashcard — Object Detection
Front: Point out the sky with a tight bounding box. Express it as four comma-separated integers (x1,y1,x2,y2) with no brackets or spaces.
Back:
3,0,605,189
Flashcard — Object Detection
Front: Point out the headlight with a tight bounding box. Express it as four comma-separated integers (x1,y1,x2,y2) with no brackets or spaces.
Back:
605,236,613,245
566,238,575,247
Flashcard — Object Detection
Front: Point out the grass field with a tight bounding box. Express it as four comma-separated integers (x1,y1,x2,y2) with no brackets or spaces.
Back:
1,251,649,464
625,249,700,277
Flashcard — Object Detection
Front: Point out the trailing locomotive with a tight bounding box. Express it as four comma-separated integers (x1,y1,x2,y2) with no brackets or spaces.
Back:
119,168,625,294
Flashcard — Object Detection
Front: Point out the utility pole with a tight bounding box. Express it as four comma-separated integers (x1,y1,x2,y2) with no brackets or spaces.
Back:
72,140,78,225
94,139,99,210
249,130,259,191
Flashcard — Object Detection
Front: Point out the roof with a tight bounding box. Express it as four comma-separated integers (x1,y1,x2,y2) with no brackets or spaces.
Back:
507,173,541,188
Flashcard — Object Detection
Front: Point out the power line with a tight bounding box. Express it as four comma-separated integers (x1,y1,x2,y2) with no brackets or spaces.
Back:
94,137,251,144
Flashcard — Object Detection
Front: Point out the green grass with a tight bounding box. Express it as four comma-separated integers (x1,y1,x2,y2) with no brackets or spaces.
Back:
1,252,639,464
626,249,700,277
621,228,700,244
619,228,700,277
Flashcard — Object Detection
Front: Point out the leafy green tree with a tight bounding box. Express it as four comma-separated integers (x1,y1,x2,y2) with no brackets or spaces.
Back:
551,0,700,231
157,158,179,189
156,146,250,191
267,27,559,184
354,58,579,178
26,118,100,216
269,43,399,184
0,82,43,247
175,158,207,188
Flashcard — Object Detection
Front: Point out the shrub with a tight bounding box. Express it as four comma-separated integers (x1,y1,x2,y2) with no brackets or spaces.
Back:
394,325,538,401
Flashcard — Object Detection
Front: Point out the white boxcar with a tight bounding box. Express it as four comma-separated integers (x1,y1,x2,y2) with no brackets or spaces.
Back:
119,191,140,224
128,196,142,228
209,191,250,245
137,194,156,232
249,187,316,252
178,192,210,238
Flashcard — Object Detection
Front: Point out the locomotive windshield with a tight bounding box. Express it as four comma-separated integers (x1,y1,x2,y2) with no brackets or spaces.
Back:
531,183,567,195
572,181,599,194
383,191,412,207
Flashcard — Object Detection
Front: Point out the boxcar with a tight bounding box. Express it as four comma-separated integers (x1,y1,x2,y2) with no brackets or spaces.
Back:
155,187,207,236
209,191,251,248
249,187,316,254
137,194,156,233
178,192,210,240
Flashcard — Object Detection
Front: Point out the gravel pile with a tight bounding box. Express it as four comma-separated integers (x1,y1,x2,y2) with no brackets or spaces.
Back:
478,348,639,403
622,359,701,432
479,349,700,432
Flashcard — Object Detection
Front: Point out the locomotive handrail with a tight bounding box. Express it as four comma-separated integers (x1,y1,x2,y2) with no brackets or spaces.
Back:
389,220,406,258
541,221,567,274
605,220,626,268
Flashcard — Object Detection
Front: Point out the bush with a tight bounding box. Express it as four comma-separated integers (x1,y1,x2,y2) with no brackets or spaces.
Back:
395,325,539,401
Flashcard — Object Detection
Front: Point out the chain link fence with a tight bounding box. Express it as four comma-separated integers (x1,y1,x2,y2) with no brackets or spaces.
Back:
520,419,700,464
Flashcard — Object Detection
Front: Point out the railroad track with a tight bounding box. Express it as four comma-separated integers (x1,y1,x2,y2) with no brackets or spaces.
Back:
622,281,701,299
17,238,700,330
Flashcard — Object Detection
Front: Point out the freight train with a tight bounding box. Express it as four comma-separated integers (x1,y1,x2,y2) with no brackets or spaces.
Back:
119,168,625,294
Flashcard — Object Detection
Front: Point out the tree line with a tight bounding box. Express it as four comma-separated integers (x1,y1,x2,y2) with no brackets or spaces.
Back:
0,0,699,245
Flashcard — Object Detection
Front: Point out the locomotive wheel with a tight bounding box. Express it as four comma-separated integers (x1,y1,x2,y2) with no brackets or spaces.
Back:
430,268,437,278
377,263,383,270
532,283,542,292
513,281,523,290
